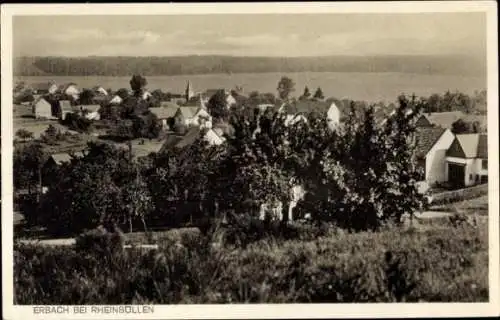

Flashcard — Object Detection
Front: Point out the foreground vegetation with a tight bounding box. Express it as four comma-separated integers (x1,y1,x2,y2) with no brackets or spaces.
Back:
14,216,488,304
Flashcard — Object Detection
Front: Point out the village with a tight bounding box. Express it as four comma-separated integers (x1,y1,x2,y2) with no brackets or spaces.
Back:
13,77,488,205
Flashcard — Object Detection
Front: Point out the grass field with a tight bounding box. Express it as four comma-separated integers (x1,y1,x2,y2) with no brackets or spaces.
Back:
14,195,489,304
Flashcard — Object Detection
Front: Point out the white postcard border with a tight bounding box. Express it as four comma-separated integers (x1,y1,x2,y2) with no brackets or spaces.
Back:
2,2,499,319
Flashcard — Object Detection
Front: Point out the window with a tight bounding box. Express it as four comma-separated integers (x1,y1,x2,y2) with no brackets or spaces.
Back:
482,159,488,170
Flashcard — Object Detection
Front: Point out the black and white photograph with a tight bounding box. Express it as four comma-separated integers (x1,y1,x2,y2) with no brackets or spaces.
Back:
1,2,499,319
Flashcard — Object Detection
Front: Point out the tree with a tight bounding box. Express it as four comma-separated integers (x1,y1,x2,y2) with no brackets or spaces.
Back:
451,119,472,134
15,129,34,142
129,75,148,97
115,88,130,100
302,86,311,99
451,118,480,134
13,142,47,199
207,89,229,120
277,76,295,101
313,87,324,100
79,89,95,105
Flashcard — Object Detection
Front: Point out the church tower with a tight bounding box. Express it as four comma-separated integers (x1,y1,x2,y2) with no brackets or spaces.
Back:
185,81,194,102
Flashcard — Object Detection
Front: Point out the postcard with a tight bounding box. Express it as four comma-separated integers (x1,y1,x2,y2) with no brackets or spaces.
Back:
1,2,499,319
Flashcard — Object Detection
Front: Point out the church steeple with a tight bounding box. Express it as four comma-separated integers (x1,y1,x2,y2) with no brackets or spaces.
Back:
185,81,194,102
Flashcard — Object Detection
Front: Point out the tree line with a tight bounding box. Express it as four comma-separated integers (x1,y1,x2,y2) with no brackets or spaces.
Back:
14,54,485,77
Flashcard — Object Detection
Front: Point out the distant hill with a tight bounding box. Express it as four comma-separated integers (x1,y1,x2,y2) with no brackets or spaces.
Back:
14,54,486,77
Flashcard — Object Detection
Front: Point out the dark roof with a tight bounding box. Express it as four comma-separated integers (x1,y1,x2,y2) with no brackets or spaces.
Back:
449,134,488,159
175,127,201,149
414,127,447,159
280,99,331,115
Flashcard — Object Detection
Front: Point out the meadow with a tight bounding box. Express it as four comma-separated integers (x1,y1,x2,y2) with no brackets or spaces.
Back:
14,214,488,304
15,71,486,104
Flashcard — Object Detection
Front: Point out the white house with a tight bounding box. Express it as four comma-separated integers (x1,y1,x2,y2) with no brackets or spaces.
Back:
60,83,80,100
202,128,226,146
445,134,488,187
31,97,54,119
280,99,341,130
414,127,455,186
109,95,123,105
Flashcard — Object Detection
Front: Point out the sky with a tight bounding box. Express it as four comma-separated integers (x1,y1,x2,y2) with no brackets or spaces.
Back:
13,13,486,58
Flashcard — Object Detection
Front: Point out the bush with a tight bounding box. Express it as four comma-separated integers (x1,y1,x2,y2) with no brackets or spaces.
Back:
14,219,488,304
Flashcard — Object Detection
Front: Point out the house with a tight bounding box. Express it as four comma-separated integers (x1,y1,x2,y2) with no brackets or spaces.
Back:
79,105,101,120
414,127,455,186
415,111,466,129
280,99,341,130
149,105,179,130
109,95,123,105
31,97,54,119
201,89,236,108
92,86,108,96
142,91,153,100
56,100,75,120
30,82,58,95
45,151,85,167
284,114,308,127
59,83,80,100
446,134,488,187
174,106,199,127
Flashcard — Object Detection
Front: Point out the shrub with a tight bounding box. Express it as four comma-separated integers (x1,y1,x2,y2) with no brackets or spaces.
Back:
14,220,487,304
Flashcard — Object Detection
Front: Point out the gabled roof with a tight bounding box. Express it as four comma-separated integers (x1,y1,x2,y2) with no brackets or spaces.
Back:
177,106,199,118
33,96,50,106
414,127,447,159
149,106,179,119
449,134,488,159
424,111,465,128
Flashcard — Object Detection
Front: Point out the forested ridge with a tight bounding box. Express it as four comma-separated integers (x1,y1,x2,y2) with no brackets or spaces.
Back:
14,54,485,77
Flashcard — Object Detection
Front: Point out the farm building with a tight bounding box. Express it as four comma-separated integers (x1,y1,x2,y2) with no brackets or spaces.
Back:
415,111,466,129
149,105,179,130
30,82,58,95
414,127,455,186
446,134,488,188
31,97,54,119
